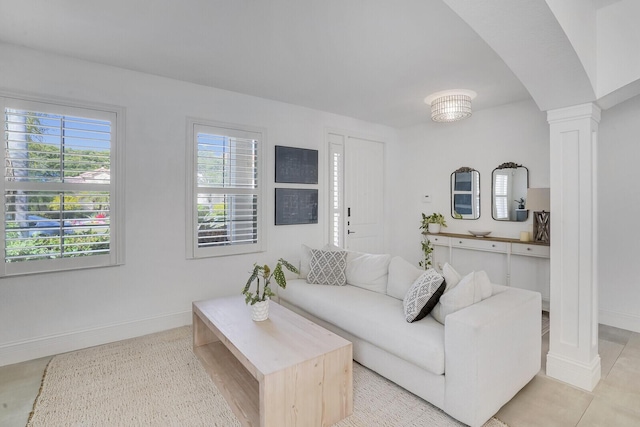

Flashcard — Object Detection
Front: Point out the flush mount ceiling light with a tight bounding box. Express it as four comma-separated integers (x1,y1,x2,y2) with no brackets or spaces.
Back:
424,89,477,123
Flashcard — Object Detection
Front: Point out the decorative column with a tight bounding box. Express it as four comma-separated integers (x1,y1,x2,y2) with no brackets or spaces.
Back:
546,103,601,391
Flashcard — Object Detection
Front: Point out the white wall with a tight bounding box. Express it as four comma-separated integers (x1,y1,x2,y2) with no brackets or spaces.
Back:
390,94,640,333
598,94,640,332
390,99,550,265
3,42,638,366
0,43,397,365
597,0,640,98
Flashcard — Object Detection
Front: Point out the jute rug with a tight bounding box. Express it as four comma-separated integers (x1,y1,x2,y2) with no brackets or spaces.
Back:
28,326,508,427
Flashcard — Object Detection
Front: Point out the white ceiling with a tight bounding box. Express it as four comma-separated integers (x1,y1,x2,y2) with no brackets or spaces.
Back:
0,0,534,128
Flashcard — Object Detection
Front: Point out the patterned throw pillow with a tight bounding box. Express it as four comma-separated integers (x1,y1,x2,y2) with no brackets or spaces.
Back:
403,268,446,323
307,249,348,286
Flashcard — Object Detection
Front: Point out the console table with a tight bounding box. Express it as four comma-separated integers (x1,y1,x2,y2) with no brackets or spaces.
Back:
427,233,550,311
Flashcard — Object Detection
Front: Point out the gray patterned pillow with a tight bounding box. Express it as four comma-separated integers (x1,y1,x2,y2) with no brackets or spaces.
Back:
307,249,347,286
403,269,446,323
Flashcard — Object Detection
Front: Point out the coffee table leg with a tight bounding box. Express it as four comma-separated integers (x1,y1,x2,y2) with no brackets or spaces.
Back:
260,350,352,427
321,345,353,424
261,356,323,427
193,311,219,347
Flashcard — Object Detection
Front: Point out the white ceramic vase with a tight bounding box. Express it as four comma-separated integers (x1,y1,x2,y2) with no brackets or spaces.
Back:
251,300,270,321
427,223,441,234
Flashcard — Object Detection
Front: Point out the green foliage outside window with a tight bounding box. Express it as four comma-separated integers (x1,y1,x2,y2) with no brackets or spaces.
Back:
5,229,110,261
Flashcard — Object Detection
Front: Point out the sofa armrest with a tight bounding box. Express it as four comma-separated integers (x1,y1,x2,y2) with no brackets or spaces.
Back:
443,286,541,427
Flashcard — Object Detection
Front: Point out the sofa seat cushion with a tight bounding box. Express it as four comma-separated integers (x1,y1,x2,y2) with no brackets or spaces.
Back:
279,279,445,375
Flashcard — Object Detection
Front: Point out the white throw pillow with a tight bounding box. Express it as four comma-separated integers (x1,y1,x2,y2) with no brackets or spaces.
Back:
387,256,424,300
345,252,391,294
431,270,493,324
307,249,348,286
430,263,462,320
442,262,462,292
403,268,446,323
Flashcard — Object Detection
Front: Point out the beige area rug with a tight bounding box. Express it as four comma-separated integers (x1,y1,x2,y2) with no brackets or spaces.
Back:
28,326,508,427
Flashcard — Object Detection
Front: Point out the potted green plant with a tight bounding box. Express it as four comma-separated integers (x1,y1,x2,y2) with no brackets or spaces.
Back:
421,212,447,234
418,236,433,270
242,258,299,321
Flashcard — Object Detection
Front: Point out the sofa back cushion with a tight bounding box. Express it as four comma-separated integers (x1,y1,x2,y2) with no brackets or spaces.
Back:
345,252,391,294
387,256,424,300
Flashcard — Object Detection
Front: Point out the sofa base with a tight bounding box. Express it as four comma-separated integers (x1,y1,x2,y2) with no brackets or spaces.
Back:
280,299,446,410
278,273,541,427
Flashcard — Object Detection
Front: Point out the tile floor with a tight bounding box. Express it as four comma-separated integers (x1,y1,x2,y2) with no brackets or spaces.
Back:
496,324,640,427
1,322,639,427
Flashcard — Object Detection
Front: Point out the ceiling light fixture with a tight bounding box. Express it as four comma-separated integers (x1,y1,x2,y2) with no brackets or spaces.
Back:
424,89,477,123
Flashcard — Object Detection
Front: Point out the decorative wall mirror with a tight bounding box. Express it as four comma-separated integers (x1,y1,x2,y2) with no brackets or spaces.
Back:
450,167,480,219
491,162,529,222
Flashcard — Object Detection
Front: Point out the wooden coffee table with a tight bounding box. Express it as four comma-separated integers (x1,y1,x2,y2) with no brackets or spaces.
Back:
193,296,353,427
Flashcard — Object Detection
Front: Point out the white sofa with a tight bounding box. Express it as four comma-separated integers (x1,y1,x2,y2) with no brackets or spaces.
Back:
277,251,541,427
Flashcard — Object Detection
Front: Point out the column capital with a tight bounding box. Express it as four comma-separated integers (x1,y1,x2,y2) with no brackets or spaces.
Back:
547,102,601,124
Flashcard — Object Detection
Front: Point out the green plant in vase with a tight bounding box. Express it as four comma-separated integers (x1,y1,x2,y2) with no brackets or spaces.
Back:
421,212,447,234
419,212,448,269
419,237,433,270
242,258,299,321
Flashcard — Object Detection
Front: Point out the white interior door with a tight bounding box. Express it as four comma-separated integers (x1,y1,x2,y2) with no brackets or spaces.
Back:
344,137,384,253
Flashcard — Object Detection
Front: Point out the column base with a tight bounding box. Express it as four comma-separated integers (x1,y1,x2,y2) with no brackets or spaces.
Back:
546,351,601,391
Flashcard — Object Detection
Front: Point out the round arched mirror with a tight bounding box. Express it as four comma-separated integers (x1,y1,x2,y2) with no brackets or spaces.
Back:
491,162,529,222
450,167,480,219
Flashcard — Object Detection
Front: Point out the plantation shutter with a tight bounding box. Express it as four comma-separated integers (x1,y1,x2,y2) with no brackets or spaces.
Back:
494,173,509,220
329,138,344,248
189,122,263,257
1,97,119,276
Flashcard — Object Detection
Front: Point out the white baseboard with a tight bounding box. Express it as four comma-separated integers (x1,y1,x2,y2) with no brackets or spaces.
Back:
599,308,640,334
0,310,192,367
546,352,601,392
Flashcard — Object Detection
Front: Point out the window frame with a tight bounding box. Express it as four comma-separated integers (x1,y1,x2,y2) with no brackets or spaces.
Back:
0,93,125,277
186,118,265,258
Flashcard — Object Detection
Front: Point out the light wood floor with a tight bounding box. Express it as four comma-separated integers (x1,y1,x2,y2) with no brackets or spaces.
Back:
1,324,639,427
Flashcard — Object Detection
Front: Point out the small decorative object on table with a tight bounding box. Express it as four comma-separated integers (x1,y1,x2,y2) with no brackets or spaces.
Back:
242,258,299,321
469,230,491,237
526,188,551,244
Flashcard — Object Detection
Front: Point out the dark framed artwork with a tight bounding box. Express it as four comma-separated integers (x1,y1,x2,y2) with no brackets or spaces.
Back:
275,188,318,225
275,145,318,184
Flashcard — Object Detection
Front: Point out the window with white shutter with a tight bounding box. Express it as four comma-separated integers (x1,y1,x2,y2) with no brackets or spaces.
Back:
1,96,123,276
187,120,264,258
